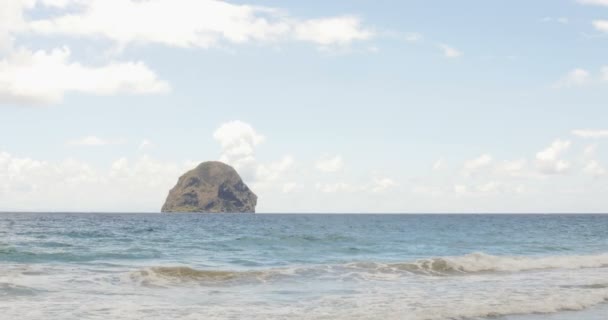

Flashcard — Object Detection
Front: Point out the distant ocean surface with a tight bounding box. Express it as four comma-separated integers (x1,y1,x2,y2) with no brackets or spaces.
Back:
1,213,608,320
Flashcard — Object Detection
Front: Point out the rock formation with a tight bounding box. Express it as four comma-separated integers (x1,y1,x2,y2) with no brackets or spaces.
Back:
161,161,257,213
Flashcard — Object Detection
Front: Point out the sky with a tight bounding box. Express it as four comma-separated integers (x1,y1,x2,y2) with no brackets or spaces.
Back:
1,0,608,213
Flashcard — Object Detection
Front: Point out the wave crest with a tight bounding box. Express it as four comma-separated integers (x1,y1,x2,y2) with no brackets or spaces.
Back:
129,266,269,286
347,252,608,275
128,252,608,286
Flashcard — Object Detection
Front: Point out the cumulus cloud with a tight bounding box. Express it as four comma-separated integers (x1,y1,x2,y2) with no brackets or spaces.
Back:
0,0,34,51
67,136,126,147
294,16,373,46
579,143,606,178
452,181,525,197
535,139,571,174
554,68,591,88
370,177,398,193
0,47,170,105
433,159,445,171
403,32,424,42
213,120,265,176
25,0,374,49
572,129,608,138
0,151,193,211
213,120,298,194
0,120,302,211
583,160,606,177
592,20,608,32
316,182,357,193
453,184,469,195
281,182,300,194
315,155,344,173
578,0,608,6
584,145,597,158
138,139,154,150
464,154,493,171
0,0,376,105
554,66,608,88
498,159,527,174
438,44,462,58
256,155,295,183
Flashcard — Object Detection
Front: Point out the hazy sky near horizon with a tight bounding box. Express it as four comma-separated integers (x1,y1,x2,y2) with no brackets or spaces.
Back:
1,0,608,213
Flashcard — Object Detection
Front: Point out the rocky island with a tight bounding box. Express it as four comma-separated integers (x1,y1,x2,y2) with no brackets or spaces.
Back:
161,161,257,213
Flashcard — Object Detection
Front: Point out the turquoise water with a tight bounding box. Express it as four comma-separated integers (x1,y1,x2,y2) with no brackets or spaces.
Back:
1,213,608,319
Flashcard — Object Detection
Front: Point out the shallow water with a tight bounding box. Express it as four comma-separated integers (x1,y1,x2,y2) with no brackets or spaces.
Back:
1,213,607,319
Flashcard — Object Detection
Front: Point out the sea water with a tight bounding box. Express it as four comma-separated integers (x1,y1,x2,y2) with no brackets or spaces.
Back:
1,213,608,320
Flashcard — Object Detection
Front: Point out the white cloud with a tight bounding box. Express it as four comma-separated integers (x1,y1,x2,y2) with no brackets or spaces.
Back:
536,140,570,162
367,46,380,53
294,16,373,46
0,0,35,52
0,151,193,211
580,143,605,178
452,181,527,198
370,177,398,193
0,1,374,106
67,136,126,147
572,129,608,138
454,184,468,195
438,44,462,58
593,20,608,32
554,68,591,88
138,139,154,150
316,182,357,193
213,120,265,176
0,47,170,105
315,155,344,173
412,185,443,197
498,159,527,175
477,181,501,193
554,66,608,88
485,159,533,179
433,159,445,171
25,0,374,49
464,154,493,171
256,155,294,182
315,175,399,195
0,121,306,211
403,32,423,42
584,160,606,177
212,120,297,193
583,145,597,158
535,139,571,174
281,182,300,194
579,0,608,6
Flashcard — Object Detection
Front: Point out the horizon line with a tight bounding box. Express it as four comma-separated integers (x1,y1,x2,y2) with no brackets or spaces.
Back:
1,211,607,215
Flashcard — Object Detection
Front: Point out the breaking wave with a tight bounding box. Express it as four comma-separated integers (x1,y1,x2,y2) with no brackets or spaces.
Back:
128,266,272,286
128,252,608,286
353,252,608,275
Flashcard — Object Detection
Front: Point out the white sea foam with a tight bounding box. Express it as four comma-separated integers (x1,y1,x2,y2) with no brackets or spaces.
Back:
349,252,608,275
127,266,274,287
4,253,608,319
127,252,608,286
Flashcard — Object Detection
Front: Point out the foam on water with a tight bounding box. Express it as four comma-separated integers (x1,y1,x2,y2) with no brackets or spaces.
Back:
3,262,608,320
368,252,608,275
123,252,608,288
2,213,608,319
128,266,270,287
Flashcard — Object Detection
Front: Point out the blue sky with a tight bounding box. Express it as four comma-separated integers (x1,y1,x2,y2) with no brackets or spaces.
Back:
1,0,608,213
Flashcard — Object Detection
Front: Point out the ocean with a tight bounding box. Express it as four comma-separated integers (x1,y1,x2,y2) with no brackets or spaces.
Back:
1,213,608,320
